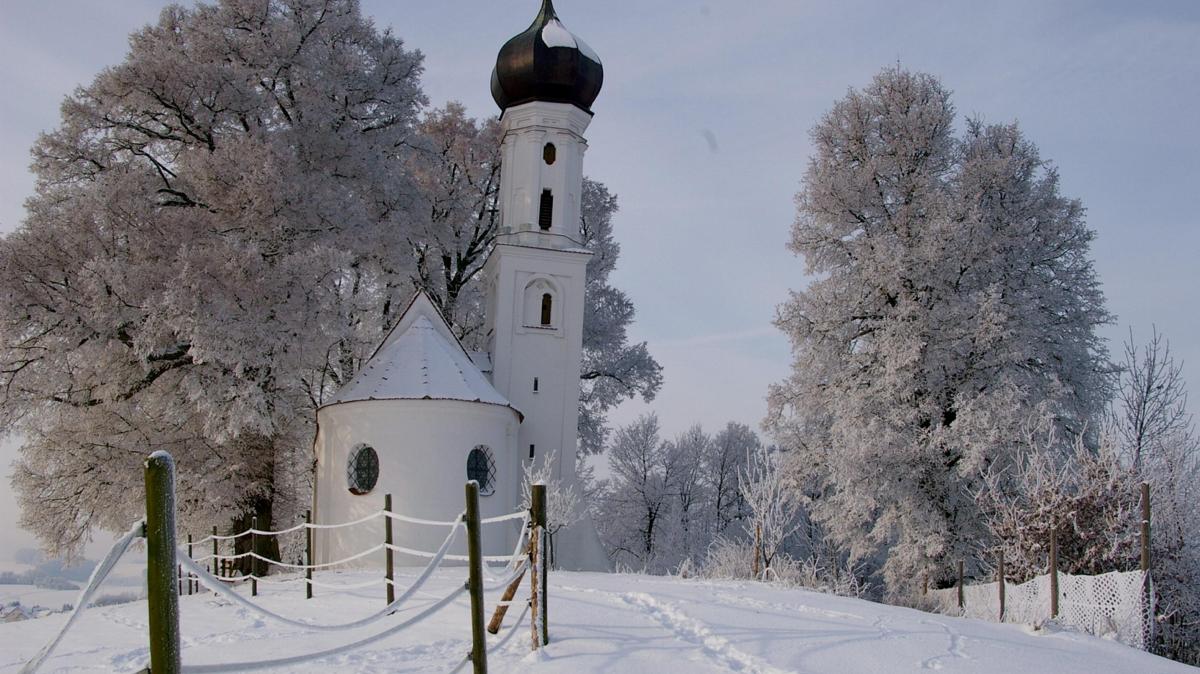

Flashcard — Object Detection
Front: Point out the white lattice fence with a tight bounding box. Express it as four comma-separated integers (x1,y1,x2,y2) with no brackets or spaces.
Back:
929,570,1150,649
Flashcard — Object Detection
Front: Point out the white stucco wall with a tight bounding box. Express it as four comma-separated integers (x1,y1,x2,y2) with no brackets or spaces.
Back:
313,398,522,568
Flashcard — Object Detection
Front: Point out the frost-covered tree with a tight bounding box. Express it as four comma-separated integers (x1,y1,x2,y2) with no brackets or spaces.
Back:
1110,329,1200,663
2,1,659,558
975,424,1139,582
702,422,758,538
766,67,1112,593
596,414,677,570
660,425,711,564
740,444,802,578
1,0,426,557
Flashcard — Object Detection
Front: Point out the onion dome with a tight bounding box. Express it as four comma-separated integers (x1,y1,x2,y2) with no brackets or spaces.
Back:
491,0,603,114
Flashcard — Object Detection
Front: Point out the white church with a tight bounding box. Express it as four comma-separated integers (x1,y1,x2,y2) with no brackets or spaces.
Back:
312,0,609,571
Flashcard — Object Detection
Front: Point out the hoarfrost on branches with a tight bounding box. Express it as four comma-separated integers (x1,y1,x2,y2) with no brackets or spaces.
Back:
766,66,1113,594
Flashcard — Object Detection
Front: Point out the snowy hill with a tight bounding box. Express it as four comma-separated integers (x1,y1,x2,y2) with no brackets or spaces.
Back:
0,569,1190,673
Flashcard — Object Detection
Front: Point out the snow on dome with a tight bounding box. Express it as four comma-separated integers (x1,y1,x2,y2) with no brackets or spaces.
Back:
328,314,511,408
540,19,577,49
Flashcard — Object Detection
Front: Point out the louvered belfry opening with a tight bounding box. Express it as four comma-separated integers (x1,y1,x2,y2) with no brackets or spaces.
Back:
538,189,553,230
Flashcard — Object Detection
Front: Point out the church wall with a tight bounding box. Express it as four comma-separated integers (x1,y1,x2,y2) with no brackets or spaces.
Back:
313,398,521,567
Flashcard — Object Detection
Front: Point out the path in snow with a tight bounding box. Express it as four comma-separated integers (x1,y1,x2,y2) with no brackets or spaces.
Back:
0,570,1193,673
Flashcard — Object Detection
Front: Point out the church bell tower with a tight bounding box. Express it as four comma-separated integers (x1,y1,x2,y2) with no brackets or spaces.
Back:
483,0,602,497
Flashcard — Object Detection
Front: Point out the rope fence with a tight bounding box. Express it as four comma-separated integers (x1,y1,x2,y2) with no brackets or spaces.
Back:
19,451,553,674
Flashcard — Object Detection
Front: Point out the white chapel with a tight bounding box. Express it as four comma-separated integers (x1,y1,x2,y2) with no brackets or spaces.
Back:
312,0,609,571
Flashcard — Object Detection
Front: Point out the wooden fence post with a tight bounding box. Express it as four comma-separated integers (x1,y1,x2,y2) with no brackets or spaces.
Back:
998,550,1006,623
145,451,181,674
1049,525,1059,619
305,509,314,600
1140,481,1152,646
752,523,762,580
385,494,395,606
1140,482,1151,573
187,534,194,595
465,481,488,674
211,525,218,578
957,560,964,611
531,484,549,647
250,516,258,597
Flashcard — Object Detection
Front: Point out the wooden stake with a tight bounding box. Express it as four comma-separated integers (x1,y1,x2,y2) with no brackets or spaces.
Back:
250,516,258,597
487,562,528,634
385,494,395,606
532,484,548,647
957,560,964,611
465,481,488,674
211,525,218,578
144,452,181,674
753,523,762,580
1140,482,1151,573
1049,525,1059,619
998,550,1006,622
187,534,194,595
305,509,314,599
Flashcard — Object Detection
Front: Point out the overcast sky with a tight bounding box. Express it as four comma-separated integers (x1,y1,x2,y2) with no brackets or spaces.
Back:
1,0,1198,557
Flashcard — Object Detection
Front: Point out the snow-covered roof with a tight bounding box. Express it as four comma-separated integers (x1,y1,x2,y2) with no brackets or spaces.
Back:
324,292,516,415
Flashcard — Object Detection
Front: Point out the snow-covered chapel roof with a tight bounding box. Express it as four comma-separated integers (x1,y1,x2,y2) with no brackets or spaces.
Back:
324,292,518,416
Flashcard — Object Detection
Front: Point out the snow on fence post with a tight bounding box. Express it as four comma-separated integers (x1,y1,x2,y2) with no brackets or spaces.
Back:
531,483,549,647
998,550,1006,622
465,481,488,674
957,560,964,611
144,451,181,674
305,509,314,600
1050,526,1059,618
385,494,395,606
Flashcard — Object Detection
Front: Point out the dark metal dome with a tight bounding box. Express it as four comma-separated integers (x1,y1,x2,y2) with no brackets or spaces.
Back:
490,0,603,114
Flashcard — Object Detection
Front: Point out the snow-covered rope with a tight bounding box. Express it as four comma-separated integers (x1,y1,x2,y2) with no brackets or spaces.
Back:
480,510,529,525
177,514,462,631
483,559,528,592
381,511,463,526
384,542,514,564
190,511,385,545
201,544,384,570
20,519,143,674
178,583,468,673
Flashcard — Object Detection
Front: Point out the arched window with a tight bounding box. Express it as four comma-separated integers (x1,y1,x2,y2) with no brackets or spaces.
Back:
346,444,379,495
538,190,553,231
543,142,556,165
523,278,558,329
467,445,496,496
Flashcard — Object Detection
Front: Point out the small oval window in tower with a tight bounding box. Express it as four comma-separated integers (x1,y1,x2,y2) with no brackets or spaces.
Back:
346,444,379,495
540,293,553,326
467,445,496,496
543,142,556,165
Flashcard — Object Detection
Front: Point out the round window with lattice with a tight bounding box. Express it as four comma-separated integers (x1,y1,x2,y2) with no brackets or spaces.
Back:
346,444,379,495
466,445,496,496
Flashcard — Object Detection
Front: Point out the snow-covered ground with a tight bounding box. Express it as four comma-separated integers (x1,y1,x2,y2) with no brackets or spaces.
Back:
0,568,1190,673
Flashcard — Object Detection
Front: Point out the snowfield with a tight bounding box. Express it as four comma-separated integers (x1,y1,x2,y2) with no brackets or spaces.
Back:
0,569,1190,673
